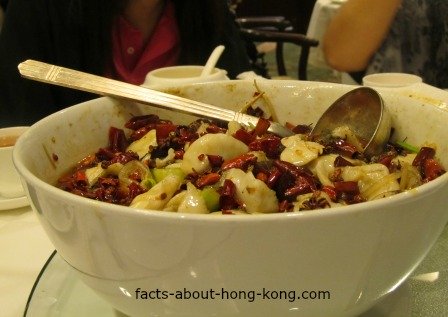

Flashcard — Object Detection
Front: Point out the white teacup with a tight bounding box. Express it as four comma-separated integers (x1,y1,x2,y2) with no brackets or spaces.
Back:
142,65,229,89
363,72,423,88
0,127,29,198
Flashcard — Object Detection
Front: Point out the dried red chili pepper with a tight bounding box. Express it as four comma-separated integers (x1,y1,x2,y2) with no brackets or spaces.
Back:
196,173,221,188
266,166,282,188
124,114,161,130
251,117,271,136
129,126,151,141
207,154,224,168
108,127,129,153
233,128,256,145
423,158,446,181
249,135,282,158
273,160,314,180
221,153,257,171
332,139,358,158
174,150,184,159
334,181,360,195
255,171,268,183
206,124,227,134
74,170,87,184
109,152,139,165
76,154,97,169
291,124,312,135
413,147,436,167
219,179,239,210
284,176,314,199
334,155,354,167
278,200,293,212
377,153,395,169
322,185,338,201
155,123,177,143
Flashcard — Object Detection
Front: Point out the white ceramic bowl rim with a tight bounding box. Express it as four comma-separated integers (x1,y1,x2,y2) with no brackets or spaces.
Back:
363,72,423,88
13,102,448,223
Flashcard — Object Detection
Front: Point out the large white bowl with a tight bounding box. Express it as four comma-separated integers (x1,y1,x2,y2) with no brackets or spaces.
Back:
14,80,448,317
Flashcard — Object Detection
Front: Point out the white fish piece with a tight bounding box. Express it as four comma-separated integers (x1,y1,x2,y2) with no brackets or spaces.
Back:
248,150,268,162
341,164,400,200
85,163,106,187
106,162,124,175
181,133,248,174
308,154,365,186
155,148,176,168
392,153,417,166
130,174,182,210
398,162,421,190
307,154,339,186
280,135,324,166
126,129,157,159
226,121,243,135
177,183,210,214
163,191,186,212
331,125,364,152
223,168,278,214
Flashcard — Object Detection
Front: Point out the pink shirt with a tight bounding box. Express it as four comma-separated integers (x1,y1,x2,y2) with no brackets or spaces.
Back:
111,1,180,85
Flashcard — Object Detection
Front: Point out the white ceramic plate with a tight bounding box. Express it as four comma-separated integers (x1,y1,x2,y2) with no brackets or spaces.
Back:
24,224,448,317
0,194,29,211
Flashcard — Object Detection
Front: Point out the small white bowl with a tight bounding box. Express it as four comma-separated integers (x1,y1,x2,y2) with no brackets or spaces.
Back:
143,65,229,89
363,73,422,88
0,126,29,199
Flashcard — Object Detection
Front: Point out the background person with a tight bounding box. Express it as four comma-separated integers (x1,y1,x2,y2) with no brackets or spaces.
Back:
322,0,448,88
0,0,252,127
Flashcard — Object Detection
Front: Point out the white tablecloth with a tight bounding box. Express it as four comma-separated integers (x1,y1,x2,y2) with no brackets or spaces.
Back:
0,204,54,317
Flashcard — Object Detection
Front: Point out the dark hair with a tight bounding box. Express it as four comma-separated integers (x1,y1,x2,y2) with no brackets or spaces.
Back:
68,0,124,75
172,0,226,64
69,0,229,74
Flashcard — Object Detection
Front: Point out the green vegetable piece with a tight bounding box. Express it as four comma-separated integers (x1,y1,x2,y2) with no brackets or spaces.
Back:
141,177,157,190
151,167,186,183
396,140,419,153
201,186,221,212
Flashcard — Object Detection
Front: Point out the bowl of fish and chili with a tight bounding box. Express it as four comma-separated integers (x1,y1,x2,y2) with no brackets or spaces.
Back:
13,80,448,317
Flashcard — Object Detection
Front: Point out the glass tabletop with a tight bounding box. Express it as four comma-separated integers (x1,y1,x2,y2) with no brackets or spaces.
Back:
24,225,448,317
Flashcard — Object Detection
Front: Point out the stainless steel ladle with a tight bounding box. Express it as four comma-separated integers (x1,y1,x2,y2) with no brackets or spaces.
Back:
310,86,391,157
18,60,391,156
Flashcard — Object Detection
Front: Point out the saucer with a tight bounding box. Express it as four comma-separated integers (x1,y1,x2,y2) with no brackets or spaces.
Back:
0,194,29,211
24,251,120,317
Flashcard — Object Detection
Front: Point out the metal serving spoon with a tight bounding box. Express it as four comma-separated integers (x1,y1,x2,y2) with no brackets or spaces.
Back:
310,86,391,157
18,59,292,137
18,60,390,155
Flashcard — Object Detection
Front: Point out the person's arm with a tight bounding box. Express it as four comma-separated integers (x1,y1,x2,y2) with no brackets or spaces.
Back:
322,0,402,72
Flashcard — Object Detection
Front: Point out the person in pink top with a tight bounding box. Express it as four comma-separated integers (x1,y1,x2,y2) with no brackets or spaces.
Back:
0,0,252,126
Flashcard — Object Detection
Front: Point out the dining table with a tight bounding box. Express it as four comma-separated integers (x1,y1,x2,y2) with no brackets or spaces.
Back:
1,203,53,317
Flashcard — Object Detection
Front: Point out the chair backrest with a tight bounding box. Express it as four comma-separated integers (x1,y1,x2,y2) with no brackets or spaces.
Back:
236,17,319,80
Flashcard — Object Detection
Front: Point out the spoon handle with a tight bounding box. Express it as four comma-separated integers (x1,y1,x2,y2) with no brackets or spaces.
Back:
200,45,225,77
18,60,293,137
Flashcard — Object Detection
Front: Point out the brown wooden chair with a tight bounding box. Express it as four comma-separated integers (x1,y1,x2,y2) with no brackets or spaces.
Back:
236,16,319,80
